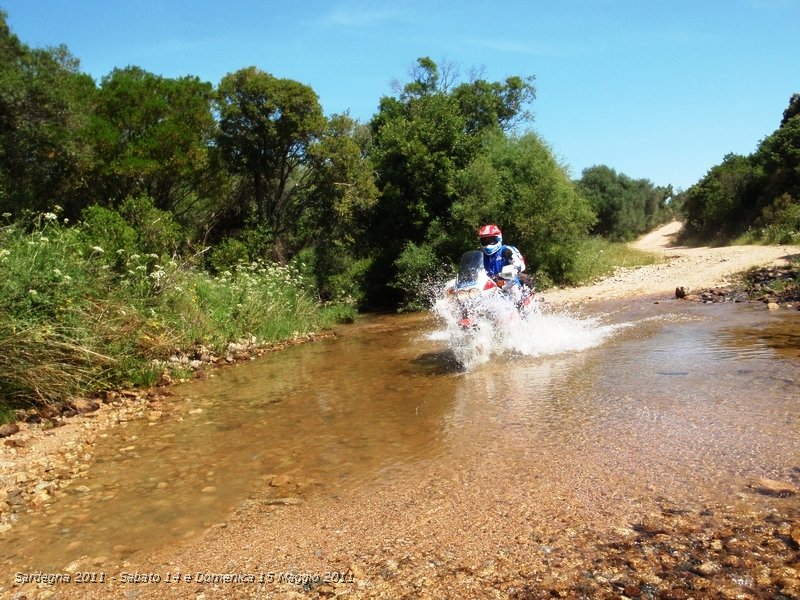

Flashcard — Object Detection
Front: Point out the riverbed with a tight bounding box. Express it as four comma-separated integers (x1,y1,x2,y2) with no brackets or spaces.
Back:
2,299,799,598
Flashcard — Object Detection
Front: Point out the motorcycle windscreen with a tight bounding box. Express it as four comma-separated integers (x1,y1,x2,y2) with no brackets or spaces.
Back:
456,250,485,286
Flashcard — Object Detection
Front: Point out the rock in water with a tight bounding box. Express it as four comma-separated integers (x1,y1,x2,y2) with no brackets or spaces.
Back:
747,477,798,497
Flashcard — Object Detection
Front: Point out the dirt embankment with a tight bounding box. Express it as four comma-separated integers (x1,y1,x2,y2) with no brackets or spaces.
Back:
547,221,800,305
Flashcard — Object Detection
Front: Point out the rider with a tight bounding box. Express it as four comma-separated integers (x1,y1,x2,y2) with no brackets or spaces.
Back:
478,224,533,302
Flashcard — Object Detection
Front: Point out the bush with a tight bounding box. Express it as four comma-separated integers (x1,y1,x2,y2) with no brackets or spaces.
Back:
208,237,251,272
393,242,451,311
0,211,347,413
324,256,374,306
760,193,800,244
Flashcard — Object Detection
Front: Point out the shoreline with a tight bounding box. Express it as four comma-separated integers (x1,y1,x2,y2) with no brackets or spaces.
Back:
0,332,333,536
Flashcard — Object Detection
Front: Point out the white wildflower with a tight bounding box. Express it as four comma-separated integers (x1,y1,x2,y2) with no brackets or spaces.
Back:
92,246,104,253
44,212,57,221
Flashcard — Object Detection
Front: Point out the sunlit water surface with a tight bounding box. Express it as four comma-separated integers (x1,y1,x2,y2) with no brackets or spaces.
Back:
2,300,799,575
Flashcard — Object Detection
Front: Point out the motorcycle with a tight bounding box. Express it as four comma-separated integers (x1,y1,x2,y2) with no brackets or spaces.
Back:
436,250,540,365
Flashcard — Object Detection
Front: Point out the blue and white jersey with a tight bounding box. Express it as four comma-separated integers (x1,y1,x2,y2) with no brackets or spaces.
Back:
482,245,526,277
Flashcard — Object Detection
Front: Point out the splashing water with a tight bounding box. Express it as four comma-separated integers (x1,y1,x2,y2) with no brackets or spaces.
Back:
429,287,622,370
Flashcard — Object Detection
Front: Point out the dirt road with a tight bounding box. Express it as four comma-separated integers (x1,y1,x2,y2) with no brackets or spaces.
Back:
547,221,800,304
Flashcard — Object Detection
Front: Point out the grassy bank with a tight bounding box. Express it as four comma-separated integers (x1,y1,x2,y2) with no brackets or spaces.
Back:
563,236,661,287
0,212,355,422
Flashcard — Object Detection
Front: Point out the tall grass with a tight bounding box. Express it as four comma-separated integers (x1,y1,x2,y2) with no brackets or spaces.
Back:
564,236,661,286
0,210,350,420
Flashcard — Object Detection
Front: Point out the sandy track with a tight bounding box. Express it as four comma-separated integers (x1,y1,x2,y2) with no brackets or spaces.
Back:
546,221,800,304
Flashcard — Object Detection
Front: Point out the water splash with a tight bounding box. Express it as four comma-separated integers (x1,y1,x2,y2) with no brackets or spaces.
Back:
428,287,622,370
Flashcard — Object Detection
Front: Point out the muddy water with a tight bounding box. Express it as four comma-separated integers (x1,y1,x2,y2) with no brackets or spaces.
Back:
2,301,800,582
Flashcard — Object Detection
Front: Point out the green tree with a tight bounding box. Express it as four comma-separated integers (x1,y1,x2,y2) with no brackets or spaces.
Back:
366,57,536,306
453,132,595,283
577,165,672,241
680,94,800,242
215,67,325,259
681,153,759,240
781,93,800,127
0,11,96,216
300,114,378,302
757,106,800,207
91,67,218,215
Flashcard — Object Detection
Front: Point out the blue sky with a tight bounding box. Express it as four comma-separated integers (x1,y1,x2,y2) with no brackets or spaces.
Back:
3,0,798,191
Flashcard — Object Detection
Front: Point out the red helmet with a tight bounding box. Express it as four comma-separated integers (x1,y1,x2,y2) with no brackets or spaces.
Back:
477,224,503,255
477,224,502,238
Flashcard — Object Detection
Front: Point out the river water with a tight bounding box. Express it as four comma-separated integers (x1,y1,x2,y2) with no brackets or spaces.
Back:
2,299,799,591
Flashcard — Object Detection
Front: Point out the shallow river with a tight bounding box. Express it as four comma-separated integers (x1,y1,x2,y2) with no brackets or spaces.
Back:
2,299,799,586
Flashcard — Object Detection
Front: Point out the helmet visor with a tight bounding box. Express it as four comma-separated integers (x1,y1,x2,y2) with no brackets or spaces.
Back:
480,236,500,247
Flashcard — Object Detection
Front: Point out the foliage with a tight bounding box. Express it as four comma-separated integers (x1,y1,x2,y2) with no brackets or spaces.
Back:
366,57,537,306
215,66,325,258
0,213,347,410
207,237,251,272
393,241,449,310
90,66,219,214
79,196,185,274
0,11,96,216
577,165,673,242
752,193,800,244
299,113,379,302
453,132,596,285
681,95,800,243
682,154,759,241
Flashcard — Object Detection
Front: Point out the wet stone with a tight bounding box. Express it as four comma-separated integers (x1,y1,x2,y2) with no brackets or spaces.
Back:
747,477,798,497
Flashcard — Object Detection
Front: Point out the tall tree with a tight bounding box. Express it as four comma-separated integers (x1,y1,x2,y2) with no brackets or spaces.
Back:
215,67,325,259
299,114,379,301
366,57,536,305
91,67,218,215
0,11,95,216
453,132,595,283
681,153,759,239
577,165,672,241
